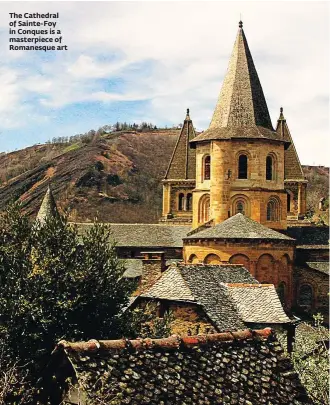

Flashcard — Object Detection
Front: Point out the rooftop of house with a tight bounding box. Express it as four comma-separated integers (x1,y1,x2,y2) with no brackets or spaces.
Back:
305,261,329,275
76,223,191,248
139,264,290,329
48,328,312,405
185,213,294,241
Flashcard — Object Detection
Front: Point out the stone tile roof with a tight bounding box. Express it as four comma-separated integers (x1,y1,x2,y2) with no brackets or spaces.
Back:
190,23,289,147
121,259,143,278
185,213,294,241
165,109,196,180
49,328,313,405
141,264,291,330
284,225,329,247
276,108,305,180
306,262,329,275
227,284,291,323
36,185,59,224
76,223,191,247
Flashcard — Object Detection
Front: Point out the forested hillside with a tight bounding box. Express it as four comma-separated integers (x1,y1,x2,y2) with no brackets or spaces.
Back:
0,130,328,223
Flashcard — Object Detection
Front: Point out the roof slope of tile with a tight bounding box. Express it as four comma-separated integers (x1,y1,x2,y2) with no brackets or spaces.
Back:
142,264,261,331
36,185,59,224
185,213,294,241
276,108,305,180
165,109,196,180
49,329,313,405
141,266,196,302
121,259,143,278
306,262,329,275
227,284,291,323
191,23,288,146
76,223,191,247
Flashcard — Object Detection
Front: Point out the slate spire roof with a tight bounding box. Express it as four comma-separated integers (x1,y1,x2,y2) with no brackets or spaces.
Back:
276,107,306,180
165,108,196,179
184,213,294,241
191,22,289,146
36,185,59,224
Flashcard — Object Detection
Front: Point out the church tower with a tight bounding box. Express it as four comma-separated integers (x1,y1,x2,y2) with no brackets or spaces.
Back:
190,21,291,230
160,109,196,225
276,108,308,221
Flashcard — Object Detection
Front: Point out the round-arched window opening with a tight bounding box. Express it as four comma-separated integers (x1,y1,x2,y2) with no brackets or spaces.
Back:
238,155,248,179
204,156,211,180
186,193,193,211
266,155,273,180
298,284,313,308
236,201,245,215
267,198,280,221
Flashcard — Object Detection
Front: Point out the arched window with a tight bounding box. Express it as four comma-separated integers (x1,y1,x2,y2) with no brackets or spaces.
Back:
204,156,211,180
199,194,210,223
238,155,248,179
186,193,192,211
178,193,184,211
298,284,313,308
266,155,273,180
188,254,199,264
267,198,280,221
236,201,245,215
277,282,286,305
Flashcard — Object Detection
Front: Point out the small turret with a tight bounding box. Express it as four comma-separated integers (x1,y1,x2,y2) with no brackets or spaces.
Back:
36,185,59,225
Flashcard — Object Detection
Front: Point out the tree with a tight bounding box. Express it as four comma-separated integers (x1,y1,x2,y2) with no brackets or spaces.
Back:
0,203,133,403
291,314,329,405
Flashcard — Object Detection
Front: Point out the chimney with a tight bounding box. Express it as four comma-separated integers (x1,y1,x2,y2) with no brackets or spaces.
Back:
140,251,166,293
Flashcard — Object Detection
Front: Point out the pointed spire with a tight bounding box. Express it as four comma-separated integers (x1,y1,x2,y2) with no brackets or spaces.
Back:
36,185,59,224
165,109,196,180
278,107,286,121
275,110,304,180
209,22,273,131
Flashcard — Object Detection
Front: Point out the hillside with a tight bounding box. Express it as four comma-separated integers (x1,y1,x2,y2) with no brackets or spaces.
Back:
0,130,178,223
0,133,328,224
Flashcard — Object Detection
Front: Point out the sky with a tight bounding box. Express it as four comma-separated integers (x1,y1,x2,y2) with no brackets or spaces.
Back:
0,1,328,165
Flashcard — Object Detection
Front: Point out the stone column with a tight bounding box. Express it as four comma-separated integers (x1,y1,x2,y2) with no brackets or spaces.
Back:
297,183,307,217
162,183,171,217
210,141,232,224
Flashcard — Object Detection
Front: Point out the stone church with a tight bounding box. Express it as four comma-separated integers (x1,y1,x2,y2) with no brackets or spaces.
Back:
38,21,329,332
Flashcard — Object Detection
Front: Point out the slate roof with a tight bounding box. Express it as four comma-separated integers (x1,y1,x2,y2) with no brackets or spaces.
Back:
191,22,289,147
284,225,329,248
141,264,289,329
276,108,305,180
185,213,294,241
76,223,191,248
36,185,59,224
121,259,143,278
306,262,329,275
165,109,196,180
227,284,291,323
49,329,313,405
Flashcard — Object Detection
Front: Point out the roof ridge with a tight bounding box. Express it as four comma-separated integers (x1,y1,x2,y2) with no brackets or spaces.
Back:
226,283,274,288
56,328,273,353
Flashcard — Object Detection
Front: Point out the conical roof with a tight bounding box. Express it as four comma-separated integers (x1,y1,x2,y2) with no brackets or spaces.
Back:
184,213,294,241
165,109,196,179
36,185,59,224
191,22,289,146
276,108,305,180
